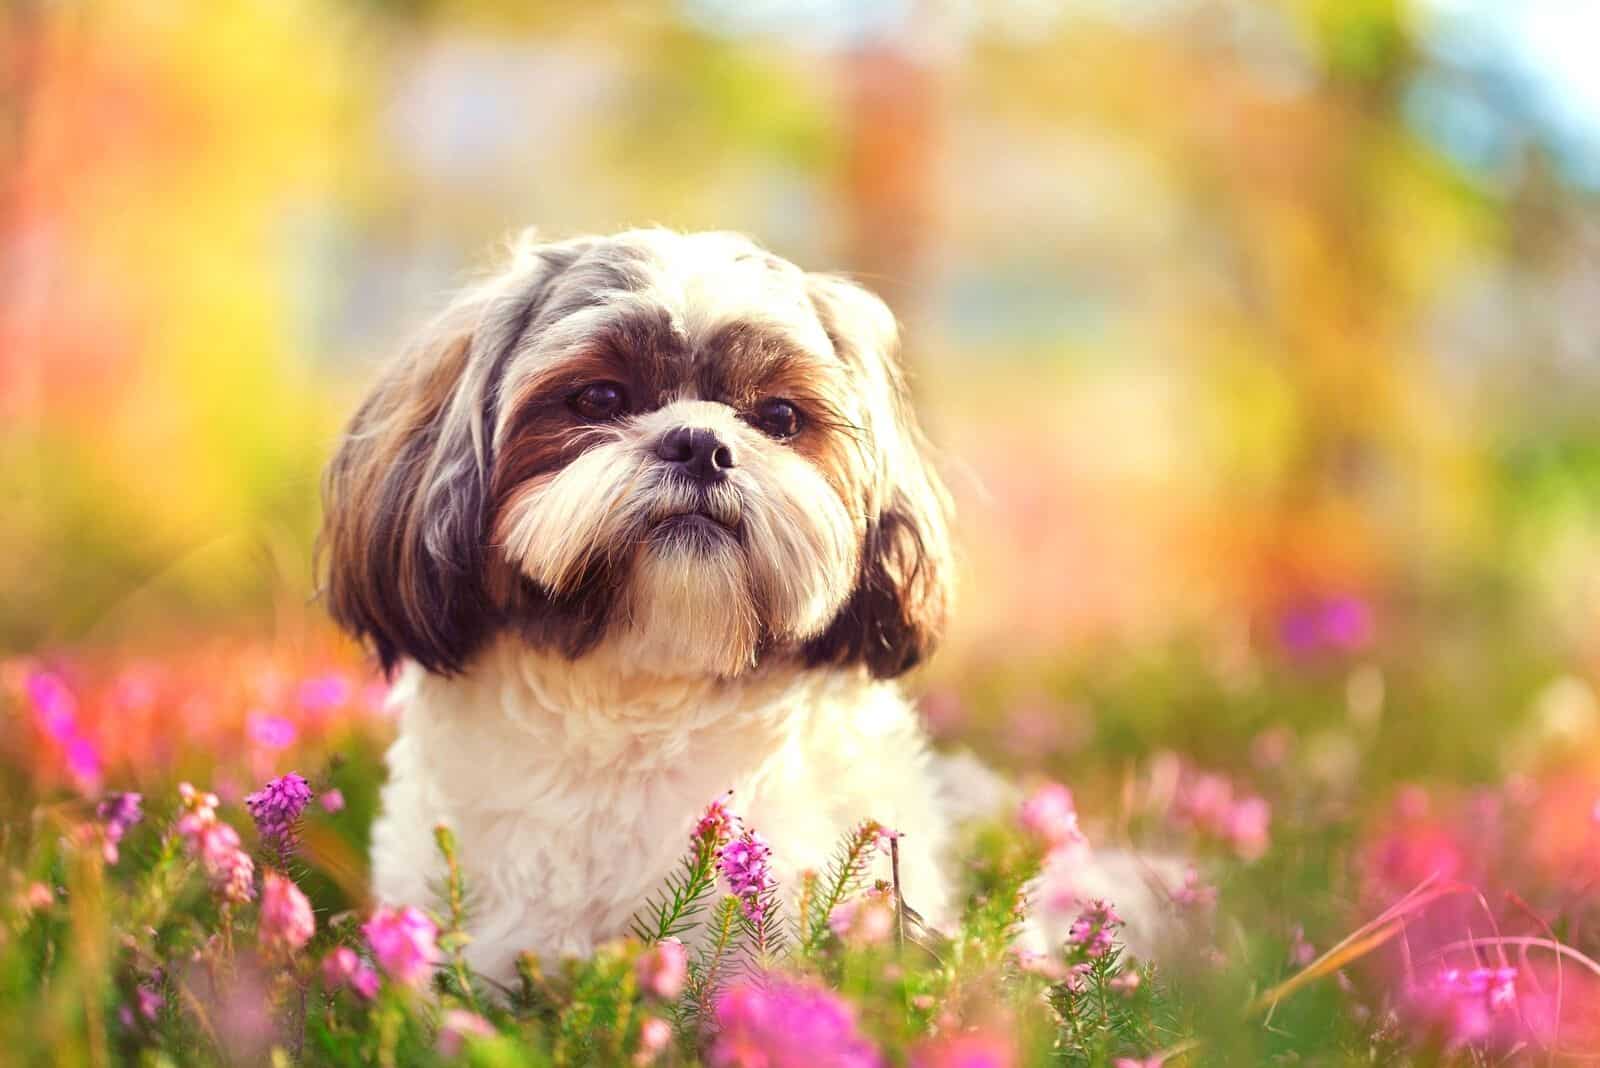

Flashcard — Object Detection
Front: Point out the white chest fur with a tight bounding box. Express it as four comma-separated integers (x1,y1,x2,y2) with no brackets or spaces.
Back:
368,639,950,983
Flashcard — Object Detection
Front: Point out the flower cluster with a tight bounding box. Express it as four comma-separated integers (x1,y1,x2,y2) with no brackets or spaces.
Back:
96,791,143,864
1172,771,1271,861
245,772,313,856
27,670,101,791
175,782,255,904
1018,782,1084,852
1067,900,1124,959
635,937,688,1000
828,886,895,946
719,831,776,920
711,978,882,1068
258,871,314,955
1406,965,1522,1049
361,905,438,989
321,947,380,1000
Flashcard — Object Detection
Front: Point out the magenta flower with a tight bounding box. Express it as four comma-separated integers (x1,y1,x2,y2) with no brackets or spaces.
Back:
319,788,346,814
297,674,353,712
636,1015,673,1063
696,792,738,843
245,773,313,855
27,670,78,739
1067,900,1124,959
321,946,380,1000
1019,782,1083,851
1226,796,1271,861
259,871,315,955
96,791,143,865
436,1009,496,1056
635,938,688,1000
828,888,895,946
176,783,255,903
719,831,776,920
1406,966,1523,1050
711,978,883,1068
362,905,438,988
910,1031,1016,1068
247,712,298,750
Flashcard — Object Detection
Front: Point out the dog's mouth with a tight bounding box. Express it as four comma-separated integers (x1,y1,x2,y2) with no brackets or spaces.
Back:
648,506,739,542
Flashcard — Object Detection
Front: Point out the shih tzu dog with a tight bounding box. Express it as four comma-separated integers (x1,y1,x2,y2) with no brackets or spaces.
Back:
319,229,958,983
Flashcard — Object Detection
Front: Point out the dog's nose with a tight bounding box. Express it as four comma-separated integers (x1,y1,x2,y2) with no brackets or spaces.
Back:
655,426,737,484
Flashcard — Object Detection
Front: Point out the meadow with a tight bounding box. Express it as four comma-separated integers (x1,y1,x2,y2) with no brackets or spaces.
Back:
8,1,1600,1064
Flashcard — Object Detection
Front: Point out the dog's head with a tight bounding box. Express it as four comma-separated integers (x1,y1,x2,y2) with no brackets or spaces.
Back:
320,229,951,680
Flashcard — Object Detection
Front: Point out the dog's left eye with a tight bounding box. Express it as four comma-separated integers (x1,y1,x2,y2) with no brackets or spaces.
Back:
569,382,628,421
749,398,802,440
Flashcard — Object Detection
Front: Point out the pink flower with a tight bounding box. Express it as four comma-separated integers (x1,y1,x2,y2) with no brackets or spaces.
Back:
910,1030,1015,1068
695,792,738,844
1406,966,1523,1049
319,789,346,814
635,938,688,1000
1067,900,1124,959
363,905,438,988
247,712,298,750
719,831,776,920
635,1015,673,1065
1113,1057,1164,1068
175,783,255,903
245,772,313,855
136,985,164,1022
297,674,353,712
27,670,78,739
828,888,896,946
259,871,315,955
711,978,882,1068
1226,796,1271,861
436,1009,496,1056
321,946,380,1000
1019,782,1083,851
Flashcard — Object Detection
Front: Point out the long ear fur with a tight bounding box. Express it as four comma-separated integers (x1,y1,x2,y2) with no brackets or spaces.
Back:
802,275,954,678
318,236,583,675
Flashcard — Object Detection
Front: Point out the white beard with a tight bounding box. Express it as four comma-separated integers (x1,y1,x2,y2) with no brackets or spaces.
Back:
368,635,953,985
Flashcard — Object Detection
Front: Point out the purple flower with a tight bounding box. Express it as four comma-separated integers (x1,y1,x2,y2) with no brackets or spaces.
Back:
27,670,78,739
363,905,438,988
176,783,255,904
321,946,380,1000
635,938,688,1000
719,831,776,919
96,792,143,864
245,773,313,854
711,978,883,1068
297,674,352,712
259,871,315,955
436,1009,496,1056
319,788,346,814
247,713,298,750
1067,900,1124,959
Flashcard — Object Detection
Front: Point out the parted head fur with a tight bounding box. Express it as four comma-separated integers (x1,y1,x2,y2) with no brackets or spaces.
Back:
318,229,951,680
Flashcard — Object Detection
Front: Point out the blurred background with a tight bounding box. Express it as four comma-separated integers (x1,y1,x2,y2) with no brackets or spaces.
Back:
5,0,1600,783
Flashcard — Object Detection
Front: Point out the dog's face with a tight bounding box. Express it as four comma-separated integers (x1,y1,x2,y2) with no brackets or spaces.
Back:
320,230,950,680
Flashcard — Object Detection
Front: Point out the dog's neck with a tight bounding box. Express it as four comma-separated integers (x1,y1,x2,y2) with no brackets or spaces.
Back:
390,633,866,774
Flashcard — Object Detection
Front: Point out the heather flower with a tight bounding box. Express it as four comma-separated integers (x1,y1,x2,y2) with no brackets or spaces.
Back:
1109,970,1142,995
321,946,380,1000
437,1009,496,1056
247,712,298,750
136,985,163,1023
319,788,346,814
1172,866,1217,911
719,831,776,920
96,791,143,864
1018,782,1083,851
711,978,883,1068
245,772,313,855
1226,795,1271,861
910,1031,1015,1068
1407,965,1522,1049
259,871,314,955
21,882,54,912
297,673,352,712
176,782,255,903
1011,947,1069,981
27,670,78,739
828,887,895,946
635,937,688,999
635,1015,673,1065
696,791,738,843
1113,1057,1163,1068
1067,900,1124,959
363,905,438,988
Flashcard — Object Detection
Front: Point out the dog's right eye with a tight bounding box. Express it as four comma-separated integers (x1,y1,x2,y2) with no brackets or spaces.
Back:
569,382,628,421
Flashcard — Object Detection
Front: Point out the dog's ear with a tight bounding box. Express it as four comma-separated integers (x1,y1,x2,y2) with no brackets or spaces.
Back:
318,236,583,675
803,275,954,678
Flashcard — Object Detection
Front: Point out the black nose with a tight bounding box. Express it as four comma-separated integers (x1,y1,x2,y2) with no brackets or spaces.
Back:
655,426,737,484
